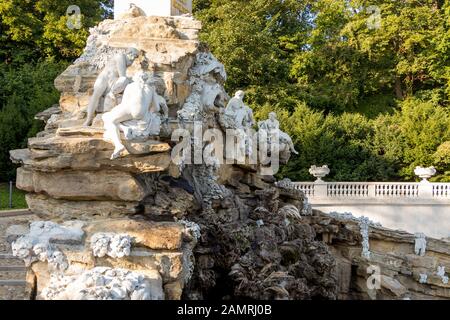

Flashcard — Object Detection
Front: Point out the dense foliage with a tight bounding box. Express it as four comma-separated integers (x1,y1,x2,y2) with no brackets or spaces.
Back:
0,0,111,180
0,0,112,62
195,0,450,181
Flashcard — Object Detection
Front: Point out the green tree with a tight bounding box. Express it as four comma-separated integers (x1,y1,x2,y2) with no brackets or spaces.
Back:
0,0,112,63
0,1,112,181
395,97,450,179
0,60,66,179
289,0,449,113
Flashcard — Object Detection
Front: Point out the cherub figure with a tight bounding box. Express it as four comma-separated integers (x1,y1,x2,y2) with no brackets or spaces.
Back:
414,233,427,257
222,91,255,157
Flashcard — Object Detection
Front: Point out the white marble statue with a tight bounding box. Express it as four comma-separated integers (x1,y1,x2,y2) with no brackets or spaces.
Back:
437,266,449,285
222,91,253,129
359,217,371,259
42,267,164,300
177,52,227,126
119,90,169,140
84,48,140,126
91,233,132,259
118,3,146,19
201,83,226,113
220,91,255,157
414,233,427,257
192,52,227,81
103,71,160,160
258,112,298,156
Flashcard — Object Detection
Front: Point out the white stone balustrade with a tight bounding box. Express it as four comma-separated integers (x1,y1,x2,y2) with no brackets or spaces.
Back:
288,181,448,201
287,180,450,239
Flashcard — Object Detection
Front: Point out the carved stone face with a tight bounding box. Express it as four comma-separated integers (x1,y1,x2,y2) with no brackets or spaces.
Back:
126,48,139,64
269,112,277,121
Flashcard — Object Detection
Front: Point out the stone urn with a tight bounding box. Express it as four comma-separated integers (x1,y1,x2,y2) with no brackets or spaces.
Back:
309,165,330,183
414,166,436,183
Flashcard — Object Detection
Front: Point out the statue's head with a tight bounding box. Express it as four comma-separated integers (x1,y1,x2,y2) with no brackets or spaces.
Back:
126,48,139,63
235,90,245,100
133,71,149,84
269,112,277,120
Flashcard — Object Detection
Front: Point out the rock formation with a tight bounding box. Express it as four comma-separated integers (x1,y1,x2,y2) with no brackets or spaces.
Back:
9,13,213,300
307,211,450,300
7,8,450,301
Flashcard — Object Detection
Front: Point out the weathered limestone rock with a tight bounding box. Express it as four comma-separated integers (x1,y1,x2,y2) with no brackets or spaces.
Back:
26,194,140,220
85,219,185,251
306,211,450,300
10,218,196,300
17,168,145,202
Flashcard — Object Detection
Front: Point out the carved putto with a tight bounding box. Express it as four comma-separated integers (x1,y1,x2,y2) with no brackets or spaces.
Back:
414,233,427,257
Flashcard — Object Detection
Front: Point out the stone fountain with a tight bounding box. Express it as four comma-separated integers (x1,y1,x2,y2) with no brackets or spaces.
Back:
7,4,450,301
8,5,321,300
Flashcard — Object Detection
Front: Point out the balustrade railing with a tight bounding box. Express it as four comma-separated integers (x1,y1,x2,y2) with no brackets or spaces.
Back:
432,184,450,198
374,183,419,198
328,183,369,197
291,183,315,197
290,181,448,201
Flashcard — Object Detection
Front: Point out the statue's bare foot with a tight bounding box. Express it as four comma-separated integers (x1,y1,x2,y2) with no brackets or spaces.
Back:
83,119,93,127
110,146,126,160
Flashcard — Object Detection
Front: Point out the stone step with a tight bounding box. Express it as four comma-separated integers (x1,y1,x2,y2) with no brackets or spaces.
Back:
0,266,26,272
0,210,33,219
0,280,26,286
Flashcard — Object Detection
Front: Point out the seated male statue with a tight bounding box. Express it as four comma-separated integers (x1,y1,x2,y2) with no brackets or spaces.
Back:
258,112,299,155
84,47,140,126
222,90,255,157
223,90,254,129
